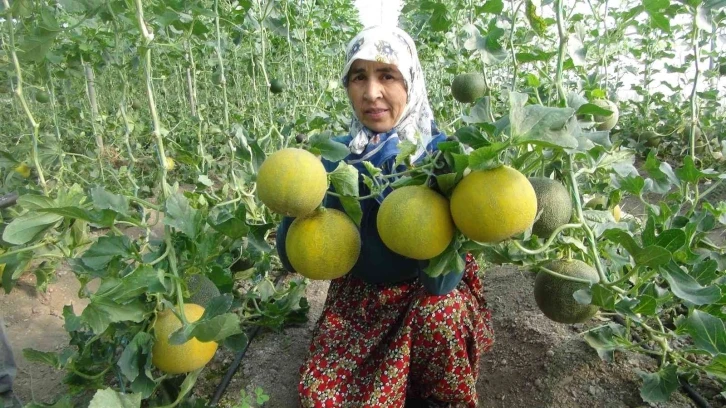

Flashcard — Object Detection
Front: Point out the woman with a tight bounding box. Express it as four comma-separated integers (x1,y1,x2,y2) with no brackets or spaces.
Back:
276,25,494,407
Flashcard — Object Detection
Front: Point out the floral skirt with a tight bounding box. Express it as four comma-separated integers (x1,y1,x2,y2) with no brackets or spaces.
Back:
298,254,494,407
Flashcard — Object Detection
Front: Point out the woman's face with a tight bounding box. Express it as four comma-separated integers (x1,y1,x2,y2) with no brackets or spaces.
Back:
346,59,408,134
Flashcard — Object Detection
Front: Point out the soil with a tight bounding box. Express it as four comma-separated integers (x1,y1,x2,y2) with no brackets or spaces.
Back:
5,261,722,408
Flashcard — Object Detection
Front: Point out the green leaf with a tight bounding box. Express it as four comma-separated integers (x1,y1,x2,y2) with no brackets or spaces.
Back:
704,354,726,380
81,235,134,270
394,140,418,167
642,214,657,246
583,323,627,362
616,175,645,196
462,23,506,64
338,196,363,227
602,229,641,256
508,92,578,149
637,364,679,403
454,126,490,149
222,332,249,352
675,156,706,183
524,0,547,35
88,388,142,408
362,161,381,178
23,349,65,369
450,153,470,175
118,332,153,383
660,262,722,306
110,265,165,302
63,305,83,332
37,207,118,227
643,0,671,31
2,211,63,245
164,193,202,238
516,51,557,63
201,294,233,319
680,309,726,356
653,229,686,253
692,259,719,286
477,0,504,13
421,1,451,32
309,134,350,162
247,223,273,253
435,173,459,195
17,195,56,209
82,298,147,334
18,30,59,63
632,295,657,316
329,162,359,197
467,143,508,171
191,313,243,342
576,103,614,116
422,240,463,278
649,13,671,31
644,0,669,11
462,98,496,124
208,207,249,239
634,246,671,267
614,297,642,319
591,284,616,309
1,251,33,293
91,186,129,215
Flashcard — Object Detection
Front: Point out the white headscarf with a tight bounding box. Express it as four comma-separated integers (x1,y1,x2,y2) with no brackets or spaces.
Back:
341,26,435,163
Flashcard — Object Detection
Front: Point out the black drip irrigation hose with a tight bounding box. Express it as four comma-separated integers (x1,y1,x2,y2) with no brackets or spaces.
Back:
209,273,288,407
0,192,19,209
611,315,712,408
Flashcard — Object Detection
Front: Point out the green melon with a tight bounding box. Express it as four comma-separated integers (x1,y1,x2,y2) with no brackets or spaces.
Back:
534,259,600,324
451,73,486,103
528,177,572,238
269,79,285,94
591,99,619,131
186,274,221,308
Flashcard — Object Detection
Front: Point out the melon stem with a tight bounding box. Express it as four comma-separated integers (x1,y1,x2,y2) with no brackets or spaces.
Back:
537,266,594,284
511,223,583,255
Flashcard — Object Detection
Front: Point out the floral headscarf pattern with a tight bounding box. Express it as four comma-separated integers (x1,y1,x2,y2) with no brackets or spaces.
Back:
341,26,435,163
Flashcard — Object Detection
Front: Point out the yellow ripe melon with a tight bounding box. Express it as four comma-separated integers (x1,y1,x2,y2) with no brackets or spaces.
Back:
450,165,537,243
256,148,328,218
286,208,361,280
152,303,218,374
376,185,455,260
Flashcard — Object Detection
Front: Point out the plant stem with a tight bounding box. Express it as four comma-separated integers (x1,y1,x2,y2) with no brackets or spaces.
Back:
688,11,700,162
566,155,608,284
512,223,583,255
537,266,594,284
554,0,567,106
214,0,230,130
509,0,523,90
133,0,185,325
0,242,49,262
1,0,47,192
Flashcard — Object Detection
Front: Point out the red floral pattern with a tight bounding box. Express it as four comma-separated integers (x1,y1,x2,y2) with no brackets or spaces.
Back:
299,254,494,407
